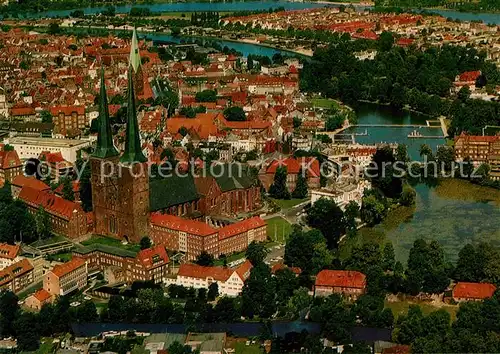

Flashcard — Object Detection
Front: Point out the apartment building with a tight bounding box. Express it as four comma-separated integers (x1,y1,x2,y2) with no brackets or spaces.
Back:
150,214,267,261
174,260,252,297
0,149,23,185
0,243,22,270
0,259,34,293
43,257,88,296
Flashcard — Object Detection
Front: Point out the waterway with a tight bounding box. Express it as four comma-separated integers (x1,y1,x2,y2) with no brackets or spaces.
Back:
340,104,500,264
345,103,445,160
25,1,500,24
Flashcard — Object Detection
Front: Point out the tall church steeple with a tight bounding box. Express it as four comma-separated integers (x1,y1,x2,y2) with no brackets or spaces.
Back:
129,28,141,74
93,67,119,159
120,67,146,164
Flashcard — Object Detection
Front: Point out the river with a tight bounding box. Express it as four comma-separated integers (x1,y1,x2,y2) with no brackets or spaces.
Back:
25,1,500,24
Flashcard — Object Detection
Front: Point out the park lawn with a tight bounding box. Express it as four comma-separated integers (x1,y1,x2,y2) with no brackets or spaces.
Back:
385,299,458,321
234,342,262,354
81,235,141,253
266,216,292,243
271,198,308,210
311,98,341,110
36,339,54,354
49,252,73,262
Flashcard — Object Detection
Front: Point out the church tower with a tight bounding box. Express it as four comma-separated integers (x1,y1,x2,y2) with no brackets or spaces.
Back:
129,28,144,97
90,66,149,243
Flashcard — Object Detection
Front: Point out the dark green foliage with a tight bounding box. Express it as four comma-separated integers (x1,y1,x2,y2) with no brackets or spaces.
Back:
195,251,214,266
291,167,308,199
284,227,329,275
195,90,217,102
241,263,276,319
269,166,290,200
245,241,267,266
140,236,152,250
223,106,246,121
306,197,346,249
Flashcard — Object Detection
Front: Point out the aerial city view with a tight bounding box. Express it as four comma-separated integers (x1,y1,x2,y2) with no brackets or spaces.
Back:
0,0,499,352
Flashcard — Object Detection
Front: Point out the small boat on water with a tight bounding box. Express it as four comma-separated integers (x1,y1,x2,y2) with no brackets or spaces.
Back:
408,129,423,138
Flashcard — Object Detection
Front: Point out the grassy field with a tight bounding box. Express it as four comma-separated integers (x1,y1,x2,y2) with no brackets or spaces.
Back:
81,235,141,253
311,98,341,110
48,251,73,262
271,198,308,210
234,342,262,354
30,234,67,248
385,299,458,321
266,216,292,242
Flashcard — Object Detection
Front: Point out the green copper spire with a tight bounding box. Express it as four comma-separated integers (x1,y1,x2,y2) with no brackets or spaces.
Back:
129,28,141,73
120,67,146,164
93,67,119,159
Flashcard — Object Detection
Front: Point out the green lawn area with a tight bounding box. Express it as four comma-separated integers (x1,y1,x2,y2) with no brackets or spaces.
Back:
266,217,292,243
36,339,54,354
234,342,262,354
385,300,458,321
30,234,67,248
311,98,341,110
271,198,308,210
48,252,73,262
214,250,247,266
81,235,141,253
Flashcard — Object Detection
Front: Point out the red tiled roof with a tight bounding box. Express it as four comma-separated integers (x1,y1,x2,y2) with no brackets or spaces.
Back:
12,175,50,191
235,260,253,281
0,150,21,169
382,345,411,354
0,259,33,287
32,288,52,303
454,132,500,143
458,70,481,83
136,244,169,270
0,243,20,260
218,217,266,240
315,270,366,289
10,107,35,116
452,282,496,300
150,213,217,237
266,157,320,177
271,263,301,275
49,105,85,116
50,257,86,278
178,263,233,282
39,151,67,164
18,186,83,220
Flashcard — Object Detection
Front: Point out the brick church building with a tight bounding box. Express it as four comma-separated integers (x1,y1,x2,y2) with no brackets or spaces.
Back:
90,66,149,243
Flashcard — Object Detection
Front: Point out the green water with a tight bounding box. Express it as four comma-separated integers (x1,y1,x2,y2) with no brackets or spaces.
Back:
352,181,500,264
346,103,445,160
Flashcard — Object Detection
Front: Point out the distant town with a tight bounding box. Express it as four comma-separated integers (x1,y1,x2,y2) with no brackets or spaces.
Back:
0,4,498,354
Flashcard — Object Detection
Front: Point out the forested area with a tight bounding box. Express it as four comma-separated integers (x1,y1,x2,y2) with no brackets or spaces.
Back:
300,34,500,135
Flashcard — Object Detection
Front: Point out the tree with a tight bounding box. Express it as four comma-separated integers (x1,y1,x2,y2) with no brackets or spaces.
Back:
344,201,359,231
35,206,51,239
223,106,246,121
457,85,471,101
306,197,346,249
293,116,302,129
287,287,311,319
274,268,299,304
0,291,19,337
61,177,75,201
309,294,354,343
269,166,290,200
195,90,217,102
382,242,396,272
207,283,219,301
140,236,152,250
291,167,308,199
40,110,53,123
168,341,193,354
396,144,409,164
14,312,40,351
74,301,98,323
378,31,394,51
311,242,334,274
285,228,328,275
241,263,276,319
246,241,267,266
48,22,60,34
360,194,386,226
400,184,416,206
195,251,214,266
436,145,455,172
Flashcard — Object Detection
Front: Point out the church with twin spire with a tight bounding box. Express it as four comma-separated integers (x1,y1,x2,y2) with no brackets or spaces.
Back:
90,29,149,243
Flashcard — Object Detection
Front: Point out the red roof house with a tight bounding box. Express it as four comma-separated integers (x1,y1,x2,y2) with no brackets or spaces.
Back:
452,282,496,302
314,269,366,299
